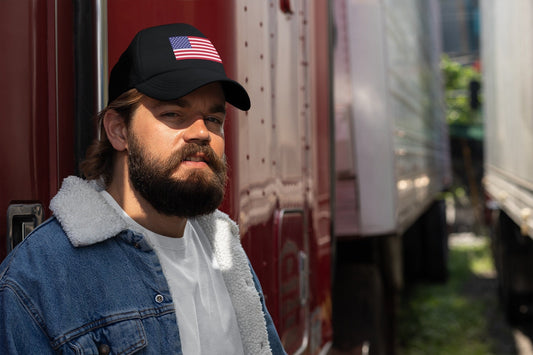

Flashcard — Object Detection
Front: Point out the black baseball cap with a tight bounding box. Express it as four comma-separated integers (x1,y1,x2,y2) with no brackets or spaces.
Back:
108,23,251,111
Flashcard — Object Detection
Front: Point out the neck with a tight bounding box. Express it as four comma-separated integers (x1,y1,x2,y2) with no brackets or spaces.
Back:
107,156,187,238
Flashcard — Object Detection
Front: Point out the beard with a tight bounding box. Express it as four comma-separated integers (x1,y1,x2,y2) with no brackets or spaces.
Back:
127,133,227,218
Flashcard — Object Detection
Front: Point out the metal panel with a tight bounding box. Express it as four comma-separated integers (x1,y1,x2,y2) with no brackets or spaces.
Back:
234,0,333,352
334,0,396,236
0,0,74,259
483,0,533,184
7,204,44,251
333,0,449,237
482,0,533,238
277,209,308,354
386,0,449,232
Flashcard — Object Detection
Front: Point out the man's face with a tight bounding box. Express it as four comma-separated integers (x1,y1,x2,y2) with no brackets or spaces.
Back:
126,83,228,217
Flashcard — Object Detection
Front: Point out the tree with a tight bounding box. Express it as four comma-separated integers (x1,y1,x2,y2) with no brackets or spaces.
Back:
441,55,482,125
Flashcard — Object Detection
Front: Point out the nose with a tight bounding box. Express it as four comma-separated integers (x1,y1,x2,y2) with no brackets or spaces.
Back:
183,117,211,144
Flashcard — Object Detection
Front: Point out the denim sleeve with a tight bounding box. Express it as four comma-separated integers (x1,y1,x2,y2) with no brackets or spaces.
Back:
0,283,55,354
248,263,288,355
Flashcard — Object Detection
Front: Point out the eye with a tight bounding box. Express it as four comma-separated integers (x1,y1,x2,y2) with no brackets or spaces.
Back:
205,116,223,125
204,116,225,133
162,112,181,118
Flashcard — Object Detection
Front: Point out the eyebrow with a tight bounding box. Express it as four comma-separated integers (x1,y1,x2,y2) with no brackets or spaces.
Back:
172,98,226,115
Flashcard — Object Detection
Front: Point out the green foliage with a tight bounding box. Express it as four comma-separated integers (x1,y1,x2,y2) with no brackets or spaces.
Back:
397,238,498,355
441,55,482,125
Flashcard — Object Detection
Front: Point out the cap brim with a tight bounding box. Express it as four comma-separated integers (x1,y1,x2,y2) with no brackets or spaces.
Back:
136,68,251,111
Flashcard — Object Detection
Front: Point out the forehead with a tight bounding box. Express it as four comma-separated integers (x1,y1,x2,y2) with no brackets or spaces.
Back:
144,82,226,109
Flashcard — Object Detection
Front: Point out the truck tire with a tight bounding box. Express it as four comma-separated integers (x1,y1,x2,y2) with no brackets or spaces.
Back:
402,218,424,283
332,238,393,355
494,211,533,324
422,199,449,282
332,263,386,355
402,199,449,283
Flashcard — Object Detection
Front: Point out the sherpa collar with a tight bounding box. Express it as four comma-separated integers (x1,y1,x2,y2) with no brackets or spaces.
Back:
50,176,126,247
49,176,272,355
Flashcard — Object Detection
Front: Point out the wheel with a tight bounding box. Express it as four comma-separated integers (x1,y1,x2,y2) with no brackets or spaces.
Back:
332,263,387,354
332,239,393,355
422,199,449,282
495,211,533,324
402,199,449,283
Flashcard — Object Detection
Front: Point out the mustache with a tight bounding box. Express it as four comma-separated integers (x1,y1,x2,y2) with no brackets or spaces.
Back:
163,143,226,175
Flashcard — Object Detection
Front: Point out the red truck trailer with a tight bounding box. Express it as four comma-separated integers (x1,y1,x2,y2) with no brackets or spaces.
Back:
1,1,449,353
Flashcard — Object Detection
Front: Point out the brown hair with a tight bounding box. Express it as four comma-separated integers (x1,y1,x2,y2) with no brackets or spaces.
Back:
80,88,144,185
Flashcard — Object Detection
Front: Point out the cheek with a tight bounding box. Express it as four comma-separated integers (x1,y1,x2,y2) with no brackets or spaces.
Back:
211,137,225,158
149,129,181,156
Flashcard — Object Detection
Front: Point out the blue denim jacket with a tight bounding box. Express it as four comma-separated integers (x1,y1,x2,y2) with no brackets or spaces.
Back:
0,177,286,354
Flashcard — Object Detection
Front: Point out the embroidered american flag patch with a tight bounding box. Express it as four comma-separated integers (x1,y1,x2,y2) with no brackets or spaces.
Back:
168,36,222,63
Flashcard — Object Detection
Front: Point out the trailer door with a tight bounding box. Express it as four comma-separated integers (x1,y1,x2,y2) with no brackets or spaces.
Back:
0,0,74,260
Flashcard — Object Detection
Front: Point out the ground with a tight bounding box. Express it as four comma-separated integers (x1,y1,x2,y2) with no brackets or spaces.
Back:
445,193,533,355
329,191,533,355
452,232,533,355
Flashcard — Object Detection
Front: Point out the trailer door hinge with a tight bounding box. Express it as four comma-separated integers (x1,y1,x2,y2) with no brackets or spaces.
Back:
7,203,44,252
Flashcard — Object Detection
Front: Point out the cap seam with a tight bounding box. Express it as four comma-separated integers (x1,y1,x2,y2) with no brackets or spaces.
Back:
134,31,144,81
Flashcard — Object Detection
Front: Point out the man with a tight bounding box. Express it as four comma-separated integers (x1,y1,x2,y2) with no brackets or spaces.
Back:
0,23,285,354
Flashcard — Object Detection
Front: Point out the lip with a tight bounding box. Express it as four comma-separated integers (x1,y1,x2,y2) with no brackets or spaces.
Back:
183,153,209,164
179,153,211,170
181,161,209,170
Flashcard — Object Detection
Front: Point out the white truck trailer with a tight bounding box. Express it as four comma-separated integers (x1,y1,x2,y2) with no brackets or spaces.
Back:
482,0,533,323
332,0,452,352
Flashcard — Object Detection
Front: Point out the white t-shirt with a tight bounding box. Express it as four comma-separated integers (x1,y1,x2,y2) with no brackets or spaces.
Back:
100,191,245,355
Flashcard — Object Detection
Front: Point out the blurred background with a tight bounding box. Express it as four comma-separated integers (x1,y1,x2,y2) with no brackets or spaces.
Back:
398,1,533,354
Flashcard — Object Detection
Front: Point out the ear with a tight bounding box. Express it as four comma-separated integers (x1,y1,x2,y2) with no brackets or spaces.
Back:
103,109,129,151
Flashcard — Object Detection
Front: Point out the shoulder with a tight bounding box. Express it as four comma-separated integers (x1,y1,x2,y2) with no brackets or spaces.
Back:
0,216,126,288
0,217,73,281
